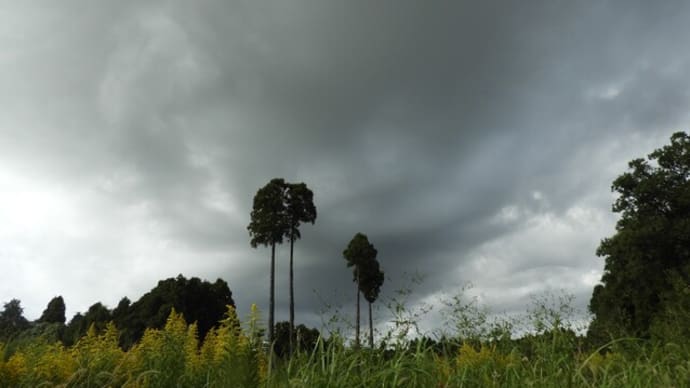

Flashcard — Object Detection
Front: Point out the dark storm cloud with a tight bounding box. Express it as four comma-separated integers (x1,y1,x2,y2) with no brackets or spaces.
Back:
2,1,690,333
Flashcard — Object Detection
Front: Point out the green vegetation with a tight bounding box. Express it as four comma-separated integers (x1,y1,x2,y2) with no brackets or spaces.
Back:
38,296,66,325
2,293,690,387
0,275,234,354
0,306,265,387
0,300,30,343
589,132,690,342
111,275,234,349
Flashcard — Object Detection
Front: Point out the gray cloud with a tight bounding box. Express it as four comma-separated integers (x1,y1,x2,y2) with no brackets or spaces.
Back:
1,1,690,337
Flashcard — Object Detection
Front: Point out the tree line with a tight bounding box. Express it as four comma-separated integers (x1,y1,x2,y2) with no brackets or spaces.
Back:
0,275,234,351
0,274,326,358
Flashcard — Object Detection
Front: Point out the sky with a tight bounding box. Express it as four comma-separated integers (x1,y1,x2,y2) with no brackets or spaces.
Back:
2,1,690,336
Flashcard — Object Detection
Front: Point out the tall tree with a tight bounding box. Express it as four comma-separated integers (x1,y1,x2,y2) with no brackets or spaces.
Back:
284,182,316,354
39,296,66,324
0,299,30,341
589,132,690,339
248,178,289,345
343,233,378,348
359,258,384,348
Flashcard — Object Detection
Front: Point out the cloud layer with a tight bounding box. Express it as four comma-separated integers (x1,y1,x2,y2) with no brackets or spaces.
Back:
2,1,689,335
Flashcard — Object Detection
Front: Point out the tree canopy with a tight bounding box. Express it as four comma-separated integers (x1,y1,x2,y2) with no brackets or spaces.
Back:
58,275,235,348
114,275,234,348
284,182,317,241
38,296,66,324
0,299,30,341
343,233,378,277
247,178,290,249
359,258,384,305
589,132,690,339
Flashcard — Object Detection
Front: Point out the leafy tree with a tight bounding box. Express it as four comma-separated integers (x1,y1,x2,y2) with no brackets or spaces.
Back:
646,264,690,345
248,178,290,344
112,297,131,322
343,233,378,348
589,132,690,339
284,182,317,354
0,299,30,341
62,302,112,346
359,257,384,348
81,302,111,334
38,296,66,324
63,313,85,346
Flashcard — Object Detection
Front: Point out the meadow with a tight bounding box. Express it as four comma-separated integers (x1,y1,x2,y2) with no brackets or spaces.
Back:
2,295,689,388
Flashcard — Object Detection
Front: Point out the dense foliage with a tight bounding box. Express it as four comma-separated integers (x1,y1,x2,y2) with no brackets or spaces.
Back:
589,132,690,340
113,275,235,349
38,296,66,325
0,306,265,387
0,275,234,351
0,300,30,343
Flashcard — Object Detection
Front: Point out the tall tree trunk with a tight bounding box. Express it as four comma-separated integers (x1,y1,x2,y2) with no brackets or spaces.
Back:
269,242,275,346
368,301,374,348
355,268,360,348
289,228,295,356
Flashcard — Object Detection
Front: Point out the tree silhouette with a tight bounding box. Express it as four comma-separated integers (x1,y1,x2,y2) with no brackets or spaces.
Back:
284,182,316,354
62,302,112,346
359,257,384,348
248,178,289,344
39,296,66,324
343,233,378,348
0,299,30,341
114,275,234,349
589,132,690,339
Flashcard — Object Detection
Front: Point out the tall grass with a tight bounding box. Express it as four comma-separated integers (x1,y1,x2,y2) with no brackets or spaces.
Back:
263,334,689,387
0,297,689,387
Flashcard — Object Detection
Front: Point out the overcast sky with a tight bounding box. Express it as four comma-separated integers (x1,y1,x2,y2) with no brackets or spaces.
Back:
2,1,689,336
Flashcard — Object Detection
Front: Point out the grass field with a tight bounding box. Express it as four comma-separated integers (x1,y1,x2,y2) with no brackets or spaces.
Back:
1,298,689,387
